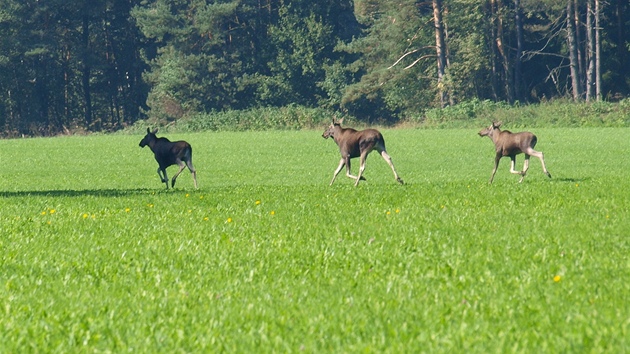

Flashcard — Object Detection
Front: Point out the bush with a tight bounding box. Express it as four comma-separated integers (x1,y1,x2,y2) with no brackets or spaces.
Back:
411,99,630,129
124,99,630,134
179,105,340,132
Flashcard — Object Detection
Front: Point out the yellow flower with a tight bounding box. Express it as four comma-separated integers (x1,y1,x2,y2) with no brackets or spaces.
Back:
227,217,233,223
255,200,261,205
82,213,89,219
553,275,561,282
270,210,275,215
41,211,47,215
203,217,209,221
49,209,56,214
125,208,131,213
147,203,154,208
185,193,190,198
395,208,400,213
386,211,391,215
199,196,204,199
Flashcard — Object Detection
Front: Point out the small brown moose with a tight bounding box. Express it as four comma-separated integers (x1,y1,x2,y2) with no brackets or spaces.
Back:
139,128,198,189
322,118,404,186
478,121,552,184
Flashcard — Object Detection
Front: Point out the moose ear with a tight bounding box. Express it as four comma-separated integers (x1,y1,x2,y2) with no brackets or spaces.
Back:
152,128,159,134
338,118,344,125
146,127,151,134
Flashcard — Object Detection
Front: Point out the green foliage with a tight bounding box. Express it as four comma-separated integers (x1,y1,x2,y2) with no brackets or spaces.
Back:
1,128,629,352
414,99,630,128
1,0,629,135
129,105,335,133
339,0,433,122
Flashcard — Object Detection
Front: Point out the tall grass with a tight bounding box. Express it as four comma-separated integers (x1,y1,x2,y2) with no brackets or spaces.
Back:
0,128,628,352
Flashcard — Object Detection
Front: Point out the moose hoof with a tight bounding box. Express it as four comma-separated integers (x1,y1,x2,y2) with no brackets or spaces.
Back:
396,178,404,185
360,176,367,181
546,172,552,178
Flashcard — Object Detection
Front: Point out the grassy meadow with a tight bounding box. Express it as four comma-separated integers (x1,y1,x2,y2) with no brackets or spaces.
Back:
0,127,629,352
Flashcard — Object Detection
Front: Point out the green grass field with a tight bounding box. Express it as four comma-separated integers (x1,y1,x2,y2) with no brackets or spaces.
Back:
1,128,628,352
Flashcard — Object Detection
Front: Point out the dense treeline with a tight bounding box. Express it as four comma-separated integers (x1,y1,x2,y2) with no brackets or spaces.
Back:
0,0,628,136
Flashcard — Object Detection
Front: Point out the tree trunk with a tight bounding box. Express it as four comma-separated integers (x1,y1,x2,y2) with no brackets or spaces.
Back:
615,0,627,94
595,0,601,100
566,0,582,101
82,3,93,128
433,0,448,107
514,0,524,102
586,0,595,101
574,0,584,90
498,3,512,103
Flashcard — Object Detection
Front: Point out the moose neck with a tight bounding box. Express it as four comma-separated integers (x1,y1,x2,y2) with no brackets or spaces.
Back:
490,128,503,145
332,126,347,145
146,137,158,151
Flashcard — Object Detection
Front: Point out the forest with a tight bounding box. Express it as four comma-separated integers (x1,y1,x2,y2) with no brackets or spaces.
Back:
0,0,628,136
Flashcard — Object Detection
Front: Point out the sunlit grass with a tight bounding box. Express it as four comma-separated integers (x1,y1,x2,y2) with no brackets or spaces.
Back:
0,128,629,352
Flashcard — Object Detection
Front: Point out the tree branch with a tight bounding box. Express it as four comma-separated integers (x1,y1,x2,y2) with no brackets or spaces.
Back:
388,46,436,69
404,54,436,70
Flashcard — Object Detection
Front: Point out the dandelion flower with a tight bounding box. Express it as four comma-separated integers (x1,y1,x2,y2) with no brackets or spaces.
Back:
49,209,56,214
255,200,261,205
185,193,190,198
554,275,561,282
270,210,275,215
203,217,209,221
386,211,391,215
199,196,204,199
82,213,89,219
395,208,400,213
125,208,131,213
41,211,47,215
227,217,233,223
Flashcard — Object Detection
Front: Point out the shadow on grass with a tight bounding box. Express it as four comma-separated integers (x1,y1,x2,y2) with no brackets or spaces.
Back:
551,177,592,183
0,188,168,198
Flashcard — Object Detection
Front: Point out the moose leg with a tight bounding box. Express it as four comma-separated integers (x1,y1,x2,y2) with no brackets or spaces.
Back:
489,154,501,184
171,160,187,188
157,168,169,189
354,152,369,186
526,147,552,178
379,150,404,185
509,156,524,176
186,160,198,189
344,157,362,181
330,158,345,186
518,155,531,183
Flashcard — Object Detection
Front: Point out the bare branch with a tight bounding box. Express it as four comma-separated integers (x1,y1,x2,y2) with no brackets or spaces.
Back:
388,46,436,69
404,54,436,70
388,49,421,69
